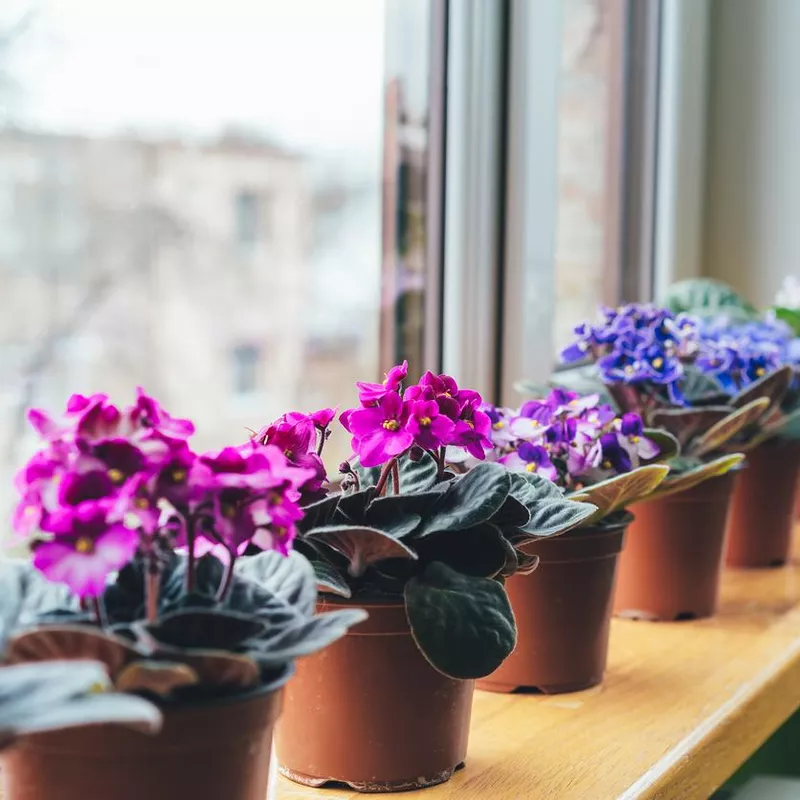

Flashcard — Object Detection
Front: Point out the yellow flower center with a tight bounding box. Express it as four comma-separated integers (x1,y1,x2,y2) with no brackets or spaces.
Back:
283,449,294,459
602,460,612,469
493,421,505,430
382,419,400,432
464,420,475,429
755,367,766,377
652,357,664,369
75,537,94,554
631,436,640,443
419,416,432,426
270,492,283,505
134,497,149,510
171,468,187,483
107,468,125,484
525,463,537,473
221,504,237,519
624,365,635,375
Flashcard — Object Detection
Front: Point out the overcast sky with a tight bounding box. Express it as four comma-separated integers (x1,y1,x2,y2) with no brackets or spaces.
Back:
1,0,385,154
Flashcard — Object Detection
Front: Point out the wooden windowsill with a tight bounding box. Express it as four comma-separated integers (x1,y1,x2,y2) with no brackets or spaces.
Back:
275,533,800,799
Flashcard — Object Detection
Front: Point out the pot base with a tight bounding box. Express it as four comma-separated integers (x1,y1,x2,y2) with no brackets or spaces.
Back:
279,761,465,793
478,675,601,695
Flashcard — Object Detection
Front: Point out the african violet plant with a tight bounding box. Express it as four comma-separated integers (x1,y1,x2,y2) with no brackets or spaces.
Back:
285,364,598,680
3,389,364,707
663,279,800,445
481,389,671,526
518,303,770,499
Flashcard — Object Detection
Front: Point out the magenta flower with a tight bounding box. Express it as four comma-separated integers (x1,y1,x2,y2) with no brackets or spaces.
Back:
346,392,414,467
355,360,409,404
129,387,194,440
27,393,119,443
406,399,455,450
32,502,140,598
450,399,492,460
311,407,337,430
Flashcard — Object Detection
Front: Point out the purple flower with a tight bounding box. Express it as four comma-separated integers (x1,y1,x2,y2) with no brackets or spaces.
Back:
345,392,414,467
616,413,660,461
599,432,632,473
311,407,337,430
405,399,455,450
355,360,409,404
499,441,558,481
450,399,492,460
32,502,140,598
129,387,194,440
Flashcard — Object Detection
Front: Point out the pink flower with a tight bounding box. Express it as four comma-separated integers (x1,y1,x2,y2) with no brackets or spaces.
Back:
311,407,337,430
129,387,195,440
355,360,408,404
449,399,492,460
32,502,140,598
346,392,414,467
406,399,455,450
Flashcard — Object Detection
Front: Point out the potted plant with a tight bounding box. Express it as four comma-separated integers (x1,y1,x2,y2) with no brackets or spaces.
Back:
534,303,769,620
273,365,597,791
471,389,670,693
665,279,800,566
3,390,365,800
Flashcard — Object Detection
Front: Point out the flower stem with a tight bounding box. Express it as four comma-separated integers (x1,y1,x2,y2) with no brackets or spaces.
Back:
391,459,400,494
438,446,447,477
92,597,106,628
374,458,397,497
316,428,328,457
185,516,196,594
145,563,160,624
216,551,237,602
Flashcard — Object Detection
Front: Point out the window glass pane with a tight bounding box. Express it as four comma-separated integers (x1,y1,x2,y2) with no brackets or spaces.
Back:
0,0,389,522
553,0,625,353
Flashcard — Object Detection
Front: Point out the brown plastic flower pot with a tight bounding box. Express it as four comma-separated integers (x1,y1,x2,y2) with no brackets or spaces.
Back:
725,441,800,568
2,684,283,800
275,598,474,793
477,521,626,694
614,472,735,621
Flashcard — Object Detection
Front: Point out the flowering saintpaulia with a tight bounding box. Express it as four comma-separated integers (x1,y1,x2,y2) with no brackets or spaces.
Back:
32,501,139,599
341,365,493,467
486,389,660,491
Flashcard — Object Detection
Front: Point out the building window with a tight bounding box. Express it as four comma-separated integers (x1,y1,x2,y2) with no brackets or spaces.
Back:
234,191,259,250
231,344,261,396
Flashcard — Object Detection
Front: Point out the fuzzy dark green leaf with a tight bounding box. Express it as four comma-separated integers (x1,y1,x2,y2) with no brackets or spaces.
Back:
311,560,352,598
519,496,599,536
662,278,757,318
418,463,511,536
404,562,516,679
306,525,418,576
234,550,317,618
414,524,508,579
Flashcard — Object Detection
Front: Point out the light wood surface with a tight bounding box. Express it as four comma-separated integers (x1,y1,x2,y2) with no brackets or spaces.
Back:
274,533,800,800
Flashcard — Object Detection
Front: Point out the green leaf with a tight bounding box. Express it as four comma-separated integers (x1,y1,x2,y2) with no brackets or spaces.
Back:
508,470,566,504
773,408,800,440
306,525,418,577
680,366,731,405
649,406,734,448
649,453,745,500
414,524,509,579
298,494,340,530
691,397,770,457
774,306,800,335
568,464,669,524
731,366,793,422
418,463,511,536
235,550,317,618
311,560,352,598
350,452,439,494
404,562,516,679
0,661,162,748
661,278,757,318
642,429,680,462
492,494,531,529
364,490,446,534
520,497,598,536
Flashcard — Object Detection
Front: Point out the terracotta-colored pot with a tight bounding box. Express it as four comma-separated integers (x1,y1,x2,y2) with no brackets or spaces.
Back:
2,684,283,800
477,521,626,694
614,472,736,621
275,598,474,792
726,441,800,568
